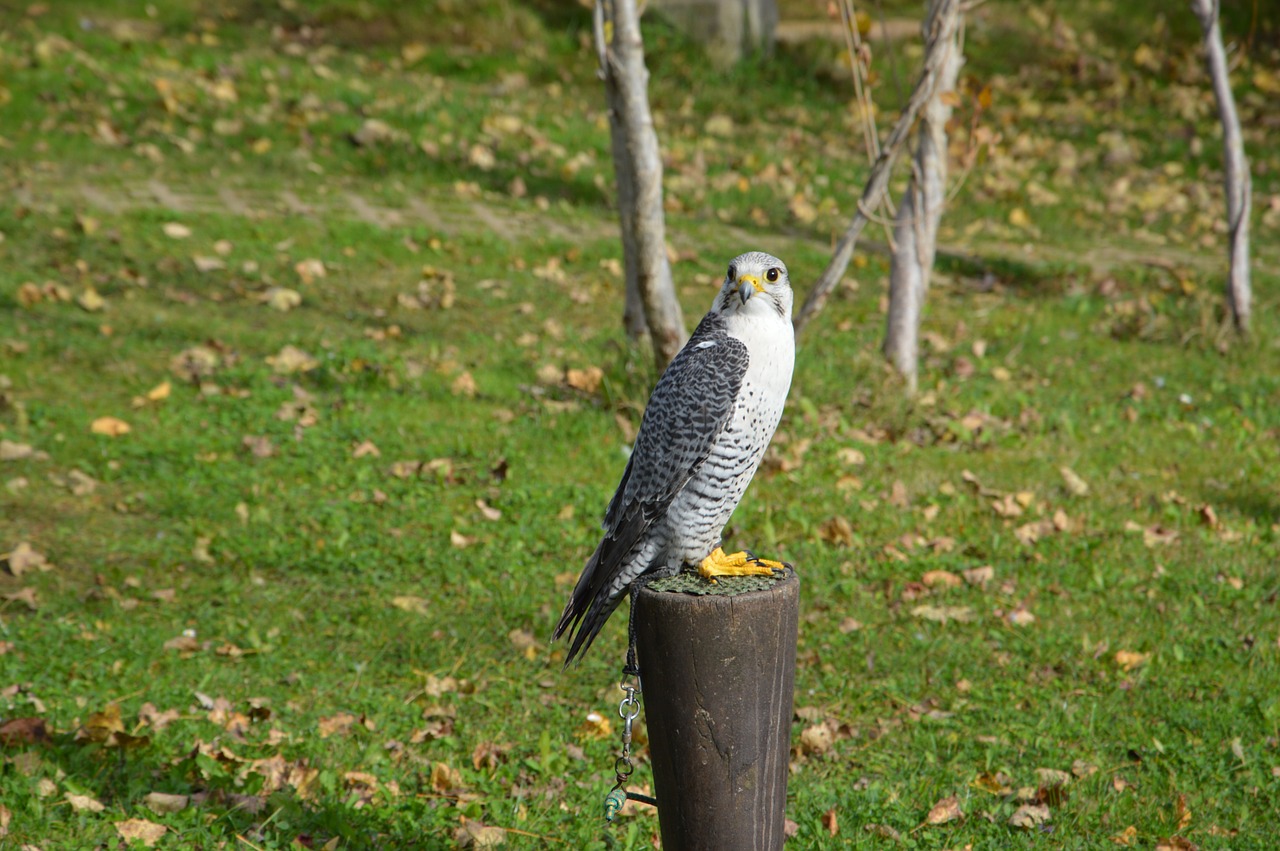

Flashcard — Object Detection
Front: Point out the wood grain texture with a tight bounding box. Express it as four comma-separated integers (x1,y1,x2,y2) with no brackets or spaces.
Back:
635,573,799,851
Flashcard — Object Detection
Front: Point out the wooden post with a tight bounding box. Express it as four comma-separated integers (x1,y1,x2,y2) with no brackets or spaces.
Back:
634,571,799,851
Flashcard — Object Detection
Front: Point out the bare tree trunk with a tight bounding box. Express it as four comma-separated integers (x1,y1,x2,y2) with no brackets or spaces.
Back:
1190,0,1252,335
793,0,961,337
596,0,687,366
883,0,964,392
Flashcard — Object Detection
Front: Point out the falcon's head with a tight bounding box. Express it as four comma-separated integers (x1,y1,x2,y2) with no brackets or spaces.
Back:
715,251,793,321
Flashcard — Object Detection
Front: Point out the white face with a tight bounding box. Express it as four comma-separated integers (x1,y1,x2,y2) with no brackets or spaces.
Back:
717,251,793,320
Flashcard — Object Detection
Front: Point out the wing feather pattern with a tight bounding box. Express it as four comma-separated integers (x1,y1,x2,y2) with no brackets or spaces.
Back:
554,314,749,664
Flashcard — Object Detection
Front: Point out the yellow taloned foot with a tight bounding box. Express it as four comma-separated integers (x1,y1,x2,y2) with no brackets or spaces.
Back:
697,546,787,579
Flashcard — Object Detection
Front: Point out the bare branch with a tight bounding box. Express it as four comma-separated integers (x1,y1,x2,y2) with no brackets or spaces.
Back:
794,0,961,336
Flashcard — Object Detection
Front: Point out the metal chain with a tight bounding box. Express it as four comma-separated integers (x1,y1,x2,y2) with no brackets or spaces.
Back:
603,675,655,821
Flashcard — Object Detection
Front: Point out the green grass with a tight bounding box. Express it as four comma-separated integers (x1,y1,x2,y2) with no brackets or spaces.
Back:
1,0,1279,847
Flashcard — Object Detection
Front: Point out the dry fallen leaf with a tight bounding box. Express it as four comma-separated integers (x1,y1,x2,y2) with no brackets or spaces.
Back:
454,818,506,848
114,818,168,847
391,596,430,615
66,792,106,812
565,366,604,394
162,222,192,239
265,286,302,312
451,371,478,397
821,807,838,836
922,570,962,590
1060,466,1089,496
266,345,318,374
77,287,106,312
2,542,51,577
1009,803,1051,829
1111,825,1138,846
1114,650,1151,672
91,416,131,436
294,258,326,283
799,724,834,755
926,795,963,825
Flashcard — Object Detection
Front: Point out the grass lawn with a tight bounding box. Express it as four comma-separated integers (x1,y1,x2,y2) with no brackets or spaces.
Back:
1,0,1278,847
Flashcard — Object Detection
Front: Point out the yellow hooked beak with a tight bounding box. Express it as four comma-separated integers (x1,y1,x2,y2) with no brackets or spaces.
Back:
736,273,764,304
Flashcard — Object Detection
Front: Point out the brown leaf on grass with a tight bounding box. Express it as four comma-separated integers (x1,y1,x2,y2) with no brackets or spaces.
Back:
66,792,105,812
77,286,106,312
508,629,539,653
888,480,909,508
0,717,50,745
1060,466,1089,496
2,542,51,576
1,587,39,610
317,712,360,738
163,634,199,652
926,795,963,825
294,258,326,284
922,570,962,590
1015,519,1055,545
818,516,853,546
114,818,168,846
138,703,180,731
1176,793,1192,830
352,440,381,459
450,530,475,548
455,818,506,848
472,741,510,771
1071,759,1098,778
451,371,478,397
1009,803,1051,828
821,807,838,836
799,724,834,756
1154,838,1197,851
1111,825,1138,845
391,596,429,615
476,499,501,521
992,493,1024,517
170,345,221,382
566,366,604,395
963,565,995,585
1,439,48,461
911,604,976,623
578,711,612,740
264,286,302,312
388,460,422,479
241,435,275,458
266,345,318,374
162,222,191,239
1115,650,1150,672
91,416,131,436
1008,607,1036,627
431,762,465,793
1125,521,1179,547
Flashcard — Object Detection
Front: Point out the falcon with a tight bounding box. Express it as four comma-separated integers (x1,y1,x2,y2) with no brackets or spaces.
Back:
554,251,796,666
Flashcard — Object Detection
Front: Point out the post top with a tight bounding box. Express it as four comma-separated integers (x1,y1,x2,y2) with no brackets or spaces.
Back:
643,568,796,598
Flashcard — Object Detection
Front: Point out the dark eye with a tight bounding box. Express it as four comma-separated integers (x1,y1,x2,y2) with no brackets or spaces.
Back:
765,267,780,283
727,265,736,280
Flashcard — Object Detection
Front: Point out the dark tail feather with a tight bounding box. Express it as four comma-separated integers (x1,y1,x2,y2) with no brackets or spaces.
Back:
553,510,650,666
553,540,624,667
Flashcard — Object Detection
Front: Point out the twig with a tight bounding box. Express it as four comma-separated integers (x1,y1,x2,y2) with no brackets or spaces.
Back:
794,0,962,336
